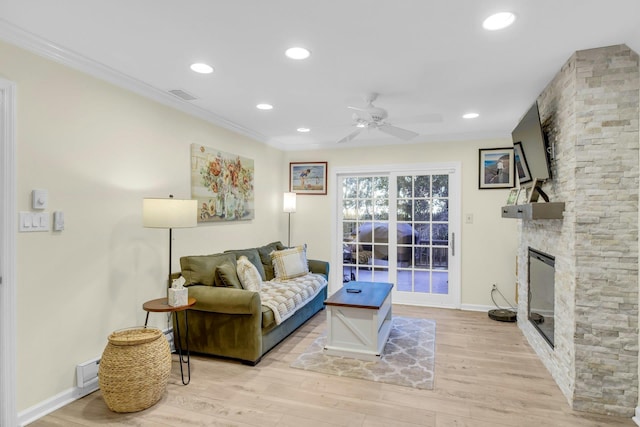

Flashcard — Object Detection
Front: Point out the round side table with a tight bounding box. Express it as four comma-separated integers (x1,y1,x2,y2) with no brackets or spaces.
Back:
142,297,196,385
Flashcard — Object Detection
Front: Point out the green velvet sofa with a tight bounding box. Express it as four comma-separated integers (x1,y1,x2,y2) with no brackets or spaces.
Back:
173,241,329,365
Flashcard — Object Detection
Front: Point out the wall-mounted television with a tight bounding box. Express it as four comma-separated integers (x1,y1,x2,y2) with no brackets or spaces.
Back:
511,101,552,183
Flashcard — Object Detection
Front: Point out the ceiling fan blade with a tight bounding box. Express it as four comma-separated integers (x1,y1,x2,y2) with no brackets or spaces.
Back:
337,129,363,144
378,124,419,141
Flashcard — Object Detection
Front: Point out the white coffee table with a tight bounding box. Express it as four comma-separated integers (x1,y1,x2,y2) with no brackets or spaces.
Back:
323,281,393,360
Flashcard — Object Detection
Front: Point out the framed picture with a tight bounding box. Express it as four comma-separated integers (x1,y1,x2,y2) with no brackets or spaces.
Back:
518,186,531,205
506,188,520,205
478,147,515,189
513,142,532,184
290,162,327,195
191,144,255,223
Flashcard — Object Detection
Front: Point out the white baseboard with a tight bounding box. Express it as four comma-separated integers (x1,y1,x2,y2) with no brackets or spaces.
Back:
460,303,502,312
633,406,640,426
18,383,98,426
18,327,174,426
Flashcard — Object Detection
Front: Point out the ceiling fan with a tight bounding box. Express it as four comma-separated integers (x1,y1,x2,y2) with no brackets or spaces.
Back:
337,93,420,144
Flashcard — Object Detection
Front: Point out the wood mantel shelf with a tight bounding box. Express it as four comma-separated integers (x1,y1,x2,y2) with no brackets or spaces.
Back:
501,202,565,220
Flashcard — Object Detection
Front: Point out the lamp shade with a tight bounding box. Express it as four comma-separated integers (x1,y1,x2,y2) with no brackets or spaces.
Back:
143,198,197,228
283,192,297,213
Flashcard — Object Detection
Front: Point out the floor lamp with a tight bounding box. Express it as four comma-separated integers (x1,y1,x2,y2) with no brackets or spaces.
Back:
283,192,296,247
143,195,198,286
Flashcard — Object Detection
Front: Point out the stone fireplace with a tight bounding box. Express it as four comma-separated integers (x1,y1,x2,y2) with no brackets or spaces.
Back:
517,44,639,417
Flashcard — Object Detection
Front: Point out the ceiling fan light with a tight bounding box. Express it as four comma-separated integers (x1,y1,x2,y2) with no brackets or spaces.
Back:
256,103,273,110
356,122,367,128
285,47,311,60
190,63,214,74
482,12,516,31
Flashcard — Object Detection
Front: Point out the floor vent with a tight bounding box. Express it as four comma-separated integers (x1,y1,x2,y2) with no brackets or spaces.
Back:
168,89,198,101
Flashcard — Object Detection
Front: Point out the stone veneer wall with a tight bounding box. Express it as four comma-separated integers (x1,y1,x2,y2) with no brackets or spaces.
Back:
517,44,639,416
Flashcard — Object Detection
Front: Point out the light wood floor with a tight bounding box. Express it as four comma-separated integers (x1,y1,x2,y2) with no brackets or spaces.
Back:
31,305,635,427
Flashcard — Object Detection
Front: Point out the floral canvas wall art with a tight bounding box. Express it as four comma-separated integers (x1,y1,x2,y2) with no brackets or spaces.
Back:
191,144,255,222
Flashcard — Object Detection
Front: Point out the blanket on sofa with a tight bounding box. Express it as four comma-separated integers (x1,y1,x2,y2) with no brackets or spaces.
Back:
260,273,328,325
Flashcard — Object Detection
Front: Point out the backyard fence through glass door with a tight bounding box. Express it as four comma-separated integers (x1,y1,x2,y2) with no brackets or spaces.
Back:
339,169,459,307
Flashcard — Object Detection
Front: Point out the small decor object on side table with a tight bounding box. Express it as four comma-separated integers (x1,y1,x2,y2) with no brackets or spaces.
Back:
168,276,188,307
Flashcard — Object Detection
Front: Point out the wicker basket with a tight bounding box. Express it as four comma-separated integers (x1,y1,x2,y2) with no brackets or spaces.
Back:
98,327,171,413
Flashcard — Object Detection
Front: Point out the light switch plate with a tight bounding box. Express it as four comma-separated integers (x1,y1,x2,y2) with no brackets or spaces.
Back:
32,189,48,210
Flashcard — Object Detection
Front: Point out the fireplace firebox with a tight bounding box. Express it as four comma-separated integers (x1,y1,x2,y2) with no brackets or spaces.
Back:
528,248,555,348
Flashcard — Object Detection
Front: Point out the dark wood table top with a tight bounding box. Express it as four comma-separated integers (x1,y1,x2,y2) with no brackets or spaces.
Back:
143,297,196,313
325,281,393,309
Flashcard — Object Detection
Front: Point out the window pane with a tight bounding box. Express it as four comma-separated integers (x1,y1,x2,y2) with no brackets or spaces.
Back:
432,224,448,245
432,199,449,221
374,199,389,220
397,245,413,267
415,199,430,221
343,177,358,199
432,175,449,197
373,268,390,283
397,269,412,292
415,175,430,198
416,224,430,245
357,199,373,220
414,270,431,293
397,200,412,221
373,177,389,198
397,176,412,198
433,248,448,270
358,222,373,243
358,177,372,198
432,271,449,294
342,200,356,219
415,246,430,268
343,221,357,239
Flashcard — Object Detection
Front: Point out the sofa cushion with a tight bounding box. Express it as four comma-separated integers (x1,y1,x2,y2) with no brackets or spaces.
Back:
257,241,286,281
225,248,267,281
180,253,237,287
237,256,262,291
271,244,309,280
215,261,243,289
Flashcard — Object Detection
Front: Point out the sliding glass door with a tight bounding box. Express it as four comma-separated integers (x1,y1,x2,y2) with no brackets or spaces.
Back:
338,164,460,308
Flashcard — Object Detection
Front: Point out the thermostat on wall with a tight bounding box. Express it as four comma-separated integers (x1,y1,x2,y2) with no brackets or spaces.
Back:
32,189,48,210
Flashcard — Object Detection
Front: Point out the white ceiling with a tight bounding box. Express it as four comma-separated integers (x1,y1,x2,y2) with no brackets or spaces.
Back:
1,1,639,151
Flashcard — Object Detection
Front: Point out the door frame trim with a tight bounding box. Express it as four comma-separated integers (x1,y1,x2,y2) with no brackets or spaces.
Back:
0,78,18,426
331,162,461,308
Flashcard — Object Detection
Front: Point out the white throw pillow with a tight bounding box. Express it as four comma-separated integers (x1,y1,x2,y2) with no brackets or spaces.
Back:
271,244,309,280
236,256,262,291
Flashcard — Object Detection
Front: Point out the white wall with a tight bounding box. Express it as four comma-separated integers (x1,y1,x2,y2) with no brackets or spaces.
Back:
284,140,519,308
1,38,519,414
0,40,286,411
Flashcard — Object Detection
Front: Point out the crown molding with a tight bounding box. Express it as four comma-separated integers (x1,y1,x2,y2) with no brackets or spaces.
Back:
0,19,269,144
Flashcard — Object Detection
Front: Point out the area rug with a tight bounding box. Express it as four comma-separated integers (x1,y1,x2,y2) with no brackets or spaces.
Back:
290,316,436,390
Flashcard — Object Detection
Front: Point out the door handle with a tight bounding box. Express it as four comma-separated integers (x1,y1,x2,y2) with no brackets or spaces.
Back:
451,232,455,256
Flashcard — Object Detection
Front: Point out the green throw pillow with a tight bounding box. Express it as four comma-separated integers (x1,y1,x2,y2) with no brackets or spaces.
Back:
180,253,236,287
215,261,243,289
257,241,286,281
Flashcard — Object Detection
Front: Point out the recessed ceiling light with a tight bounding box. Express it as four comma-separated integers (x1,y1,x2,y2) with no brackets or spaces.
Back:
256,103,273,110
482,12,516,31
297,127,310,133
190,63,214,74
463,113,479,119
285,47,311,60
